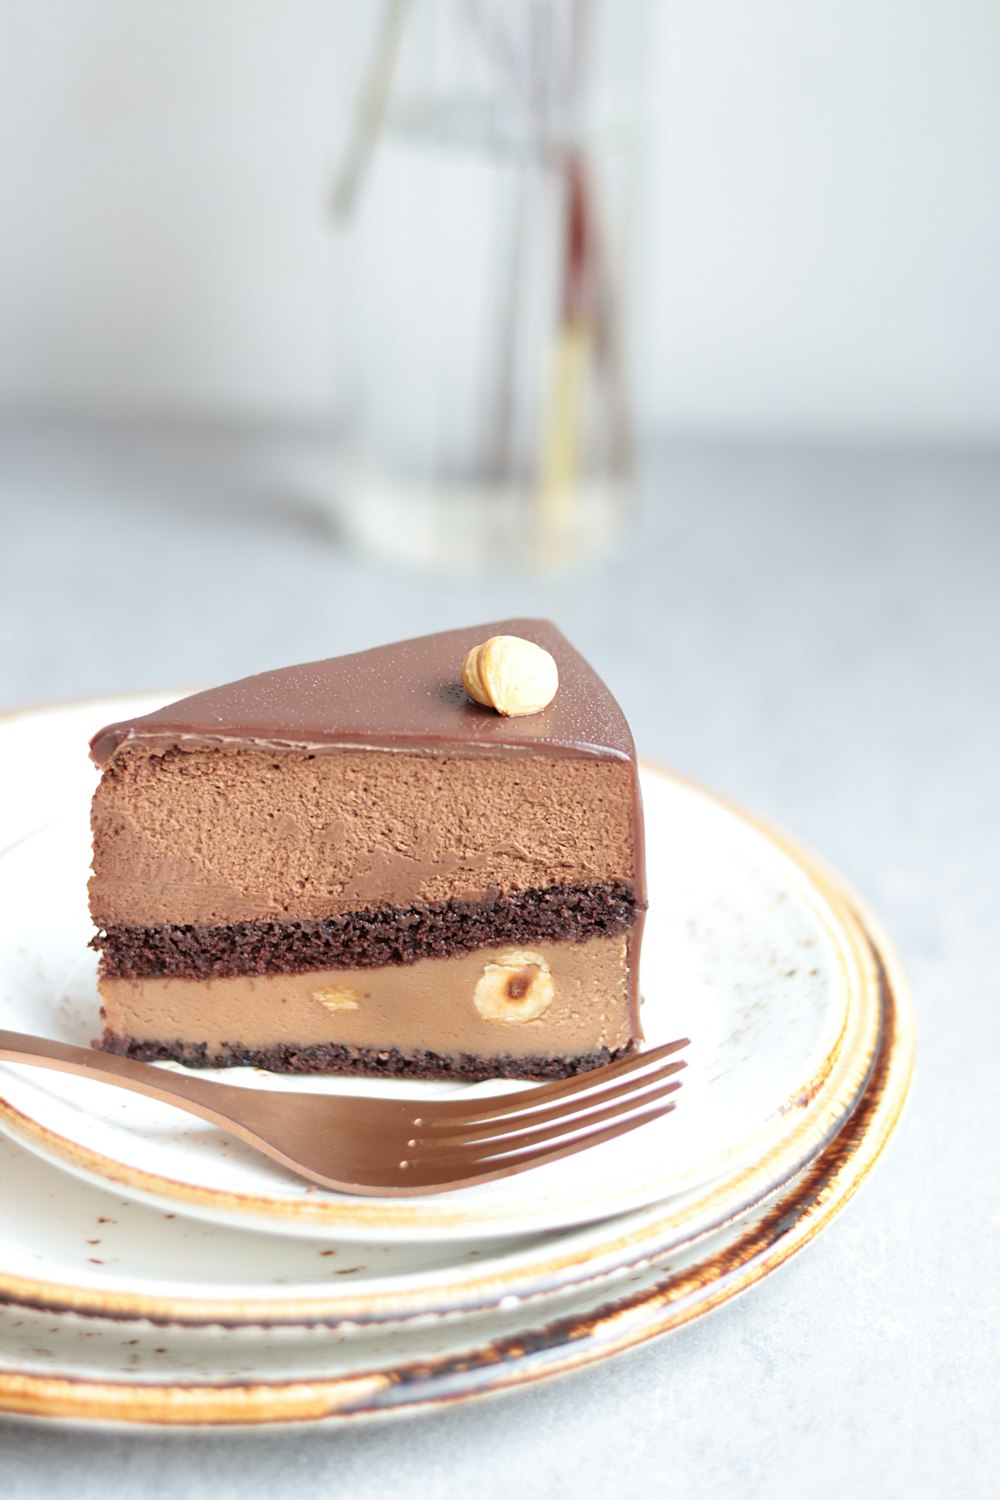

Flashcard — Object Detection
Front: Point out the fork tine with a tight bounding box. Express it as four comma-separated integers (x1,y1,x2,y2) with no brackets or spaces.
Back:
417,1039,690,1126
401,1100,679,1191
412,1076,684,1160
416,1058,687,1143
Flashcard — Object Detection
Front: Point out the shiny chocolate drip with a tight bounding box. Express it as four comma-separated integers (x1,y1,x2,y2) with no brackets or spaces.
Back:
91,619,634,763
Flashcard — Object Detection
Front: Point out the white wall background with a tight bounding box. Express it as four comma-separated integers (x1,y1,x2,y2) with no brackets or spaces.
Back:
0,0,998,443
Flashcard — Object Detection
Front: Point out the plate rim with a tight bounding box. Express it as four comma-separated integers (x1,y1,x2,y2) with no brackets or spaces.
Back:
0,704,881,1324
0,904,913,1427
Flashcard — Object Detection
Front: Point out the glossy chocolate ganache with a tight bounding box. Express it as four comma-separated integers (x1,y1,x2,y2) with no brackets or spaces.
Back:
89,620,647,1080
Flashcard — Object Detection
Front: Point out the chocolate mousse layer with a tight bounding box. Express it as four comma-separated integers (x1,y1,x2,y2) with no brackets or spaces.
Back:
89,747,638,928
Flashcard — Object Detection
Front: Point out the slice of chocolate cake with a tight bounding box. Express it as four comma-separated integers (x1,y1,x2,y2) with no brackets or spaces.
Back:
88,620,646,1081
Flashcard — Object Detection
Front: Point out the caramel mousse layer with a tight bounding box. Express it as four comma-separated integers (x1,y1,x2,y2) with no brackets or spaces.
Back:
99,935,636,1080
90,747,638,928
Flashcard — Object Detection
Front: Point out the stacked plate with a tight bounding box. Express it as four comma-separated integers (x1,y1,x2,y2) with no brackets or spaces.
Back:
0,699,913,1429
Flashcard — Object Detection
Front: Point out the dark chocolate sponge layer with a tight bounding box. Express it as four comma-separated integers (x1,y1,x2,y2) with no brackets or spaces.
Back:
100,1030,636,1082
94,882,640,981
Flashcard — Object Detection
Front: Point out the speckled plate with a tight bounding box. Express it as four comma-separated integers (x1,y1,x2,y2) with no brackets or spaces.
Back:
0,847,886,1333
0,698,878,1244
0,914,912,1427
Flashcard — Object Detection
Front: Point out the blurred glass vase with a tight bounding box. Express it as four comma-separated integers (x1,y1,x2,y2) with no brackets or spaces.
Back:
331,0,646,571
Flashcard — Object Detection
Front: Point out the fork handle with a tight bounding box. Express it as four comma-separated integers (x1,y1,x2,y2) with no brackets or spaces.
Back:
0,1027,260,1135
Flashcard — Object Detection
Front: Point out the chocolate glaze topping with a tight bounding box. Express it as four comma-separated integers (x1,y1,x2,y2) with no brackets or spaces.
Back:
89,619,637,768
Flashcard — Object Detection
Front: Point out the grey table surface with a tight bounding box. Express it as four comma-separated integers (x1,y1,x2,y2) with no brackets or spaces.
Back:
0,436,997,1498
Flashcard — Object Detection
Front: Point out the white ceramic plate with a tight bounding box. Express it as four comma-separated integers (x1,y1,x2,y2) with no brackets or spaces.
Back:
0,866,880,1335
0,931,913,1428
0,865,881,1334
0,698,877,1241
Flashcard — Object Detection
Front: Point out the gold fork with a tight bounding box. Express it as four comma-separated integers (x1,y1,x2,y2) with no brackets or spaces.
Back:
0,1031,689,1196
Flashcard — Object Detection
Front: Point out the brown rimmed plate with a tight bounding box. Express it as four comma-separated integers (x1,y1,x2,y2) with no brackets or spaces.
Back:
0,898,911,1428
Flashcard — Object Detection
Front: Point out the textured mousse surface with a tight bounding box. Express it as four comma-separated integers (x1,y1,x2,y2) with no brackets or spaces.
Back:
90,747,637,926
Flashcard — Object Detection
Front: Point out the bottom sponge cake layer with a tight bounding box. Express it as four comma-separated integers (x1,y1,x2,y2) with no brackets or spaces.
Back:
98,934,637,1081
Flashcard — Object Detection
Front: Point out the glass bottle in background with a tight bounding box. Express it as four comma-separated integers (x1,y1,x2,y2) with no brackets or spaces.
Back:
331,0,648,572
